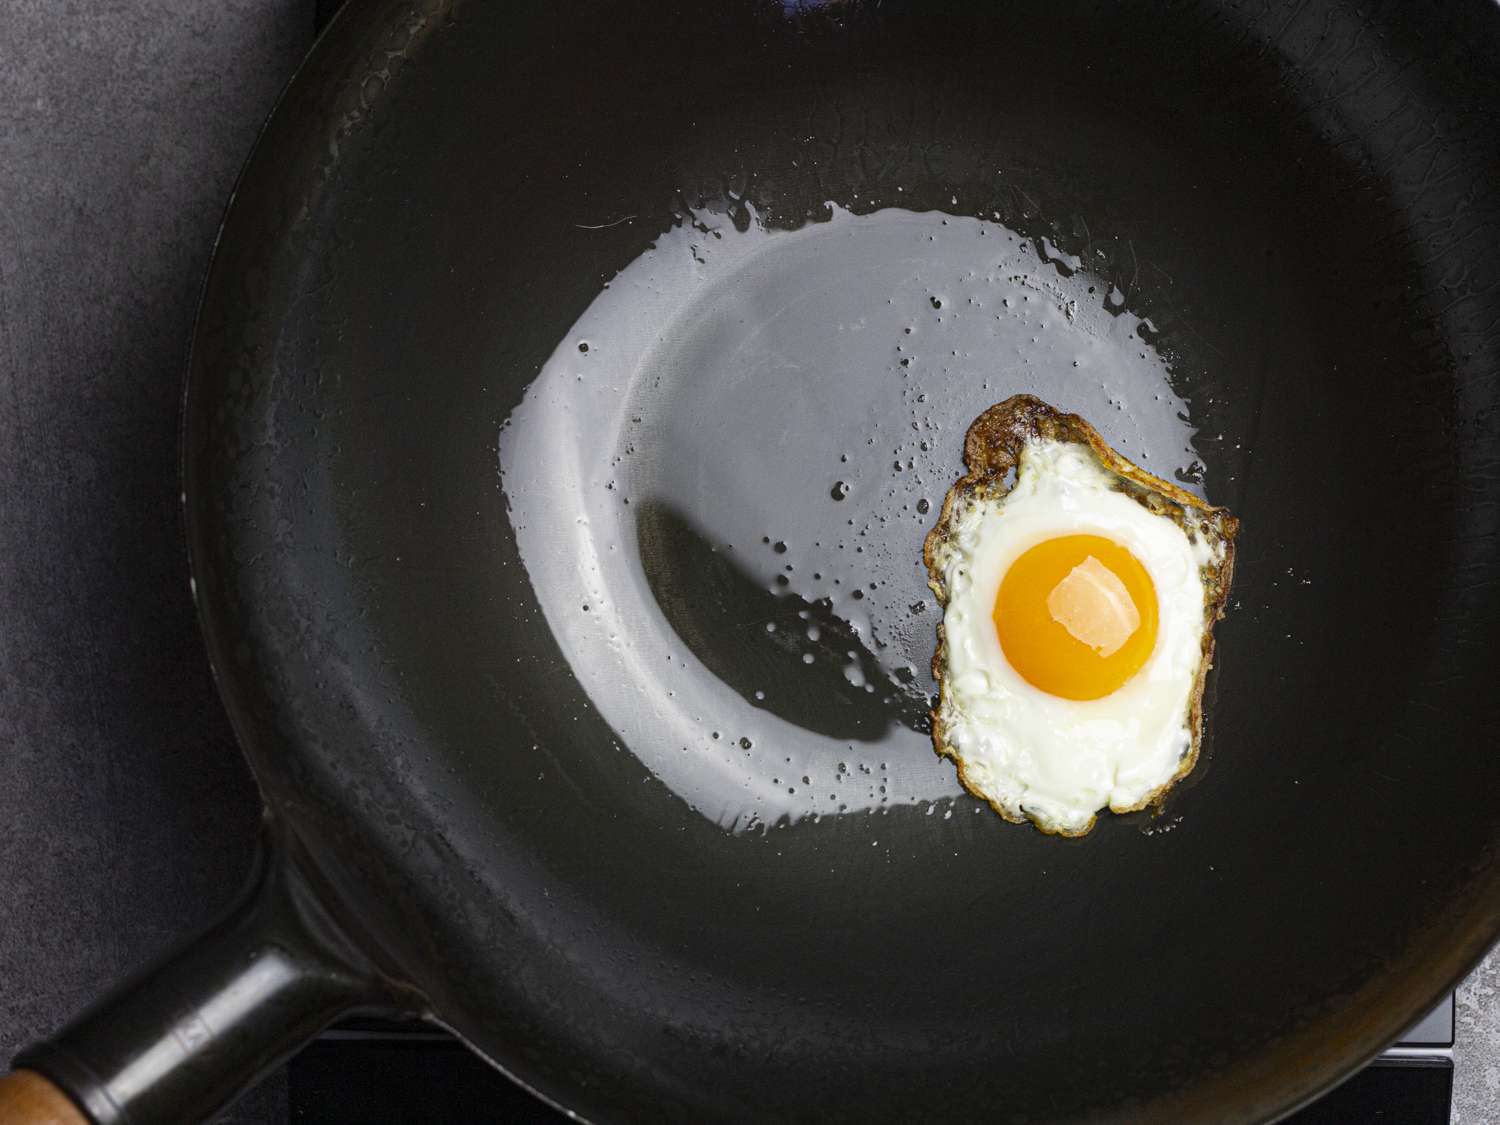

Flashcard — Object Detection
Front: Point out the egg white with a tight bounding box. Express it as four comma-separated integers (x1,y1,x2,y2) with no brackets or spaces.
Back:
931,438,1223,835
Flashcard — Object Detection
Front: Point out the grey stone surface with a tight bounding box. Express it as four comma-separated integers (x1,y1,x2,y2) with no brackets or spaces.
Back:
2,1,1498,1122
0,0,310,1120
1458,945,1500,1123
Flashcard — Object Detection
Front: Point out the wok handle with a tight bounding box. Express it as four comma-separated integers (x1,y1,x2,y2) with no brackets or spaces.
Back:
7,823,406,1125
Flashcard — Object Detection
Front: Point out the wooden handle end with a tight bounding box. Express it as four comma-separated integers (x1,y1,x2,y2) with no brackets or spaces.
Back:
0,1070,89,1125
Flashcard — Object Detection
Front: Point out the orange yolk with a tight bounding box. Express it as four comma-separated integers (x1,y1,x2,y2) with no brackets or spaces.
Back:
993,534,1158,701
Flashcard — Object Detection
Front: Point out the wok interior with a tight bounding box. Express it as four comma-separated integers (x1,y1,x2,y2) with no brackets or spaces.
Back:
187,1,1500,1120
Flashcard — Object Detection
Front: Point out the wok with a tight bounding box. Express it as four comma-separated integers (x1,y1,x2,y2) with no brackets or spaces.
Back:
5,0,1500,1121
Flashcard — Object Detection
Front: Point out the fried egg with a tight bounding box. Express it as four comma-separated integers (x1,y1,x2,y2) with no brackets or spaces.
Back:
924,396,1238,836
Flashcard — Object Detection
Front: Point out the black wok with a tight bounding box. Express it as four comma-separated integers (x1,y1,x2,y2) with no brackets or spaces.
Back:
7,0,1500,1121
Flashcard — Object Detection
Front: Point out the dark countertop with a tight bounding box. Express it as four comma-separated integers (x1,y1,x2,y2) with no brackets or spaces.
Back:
1,3,1496,1123
0,2,310,1120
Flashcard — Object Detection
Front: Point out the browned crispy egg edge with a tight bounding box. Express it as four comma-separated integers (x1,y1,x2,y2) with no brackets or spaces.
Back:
921,394,1240,837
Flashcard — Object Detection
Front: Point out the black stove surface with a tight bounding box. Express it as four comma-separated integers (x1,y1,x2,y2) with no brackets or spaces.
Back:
286,1027,1451,1125
0,2,1455,1123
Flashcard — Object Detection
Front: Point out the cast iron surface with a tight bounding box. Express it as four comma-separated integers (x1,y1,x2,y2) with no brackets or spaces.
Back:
169,0,1500,1121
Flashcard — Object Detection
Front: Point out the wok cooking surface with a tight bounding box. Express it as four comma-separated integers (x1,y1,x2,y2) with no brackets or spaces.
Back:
502,205,1206,831
174,0,1500,1120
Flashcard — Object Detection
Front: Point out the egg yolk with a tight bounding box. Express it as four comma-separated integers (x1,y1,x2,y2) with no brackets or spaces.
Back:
993,534,1159,701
